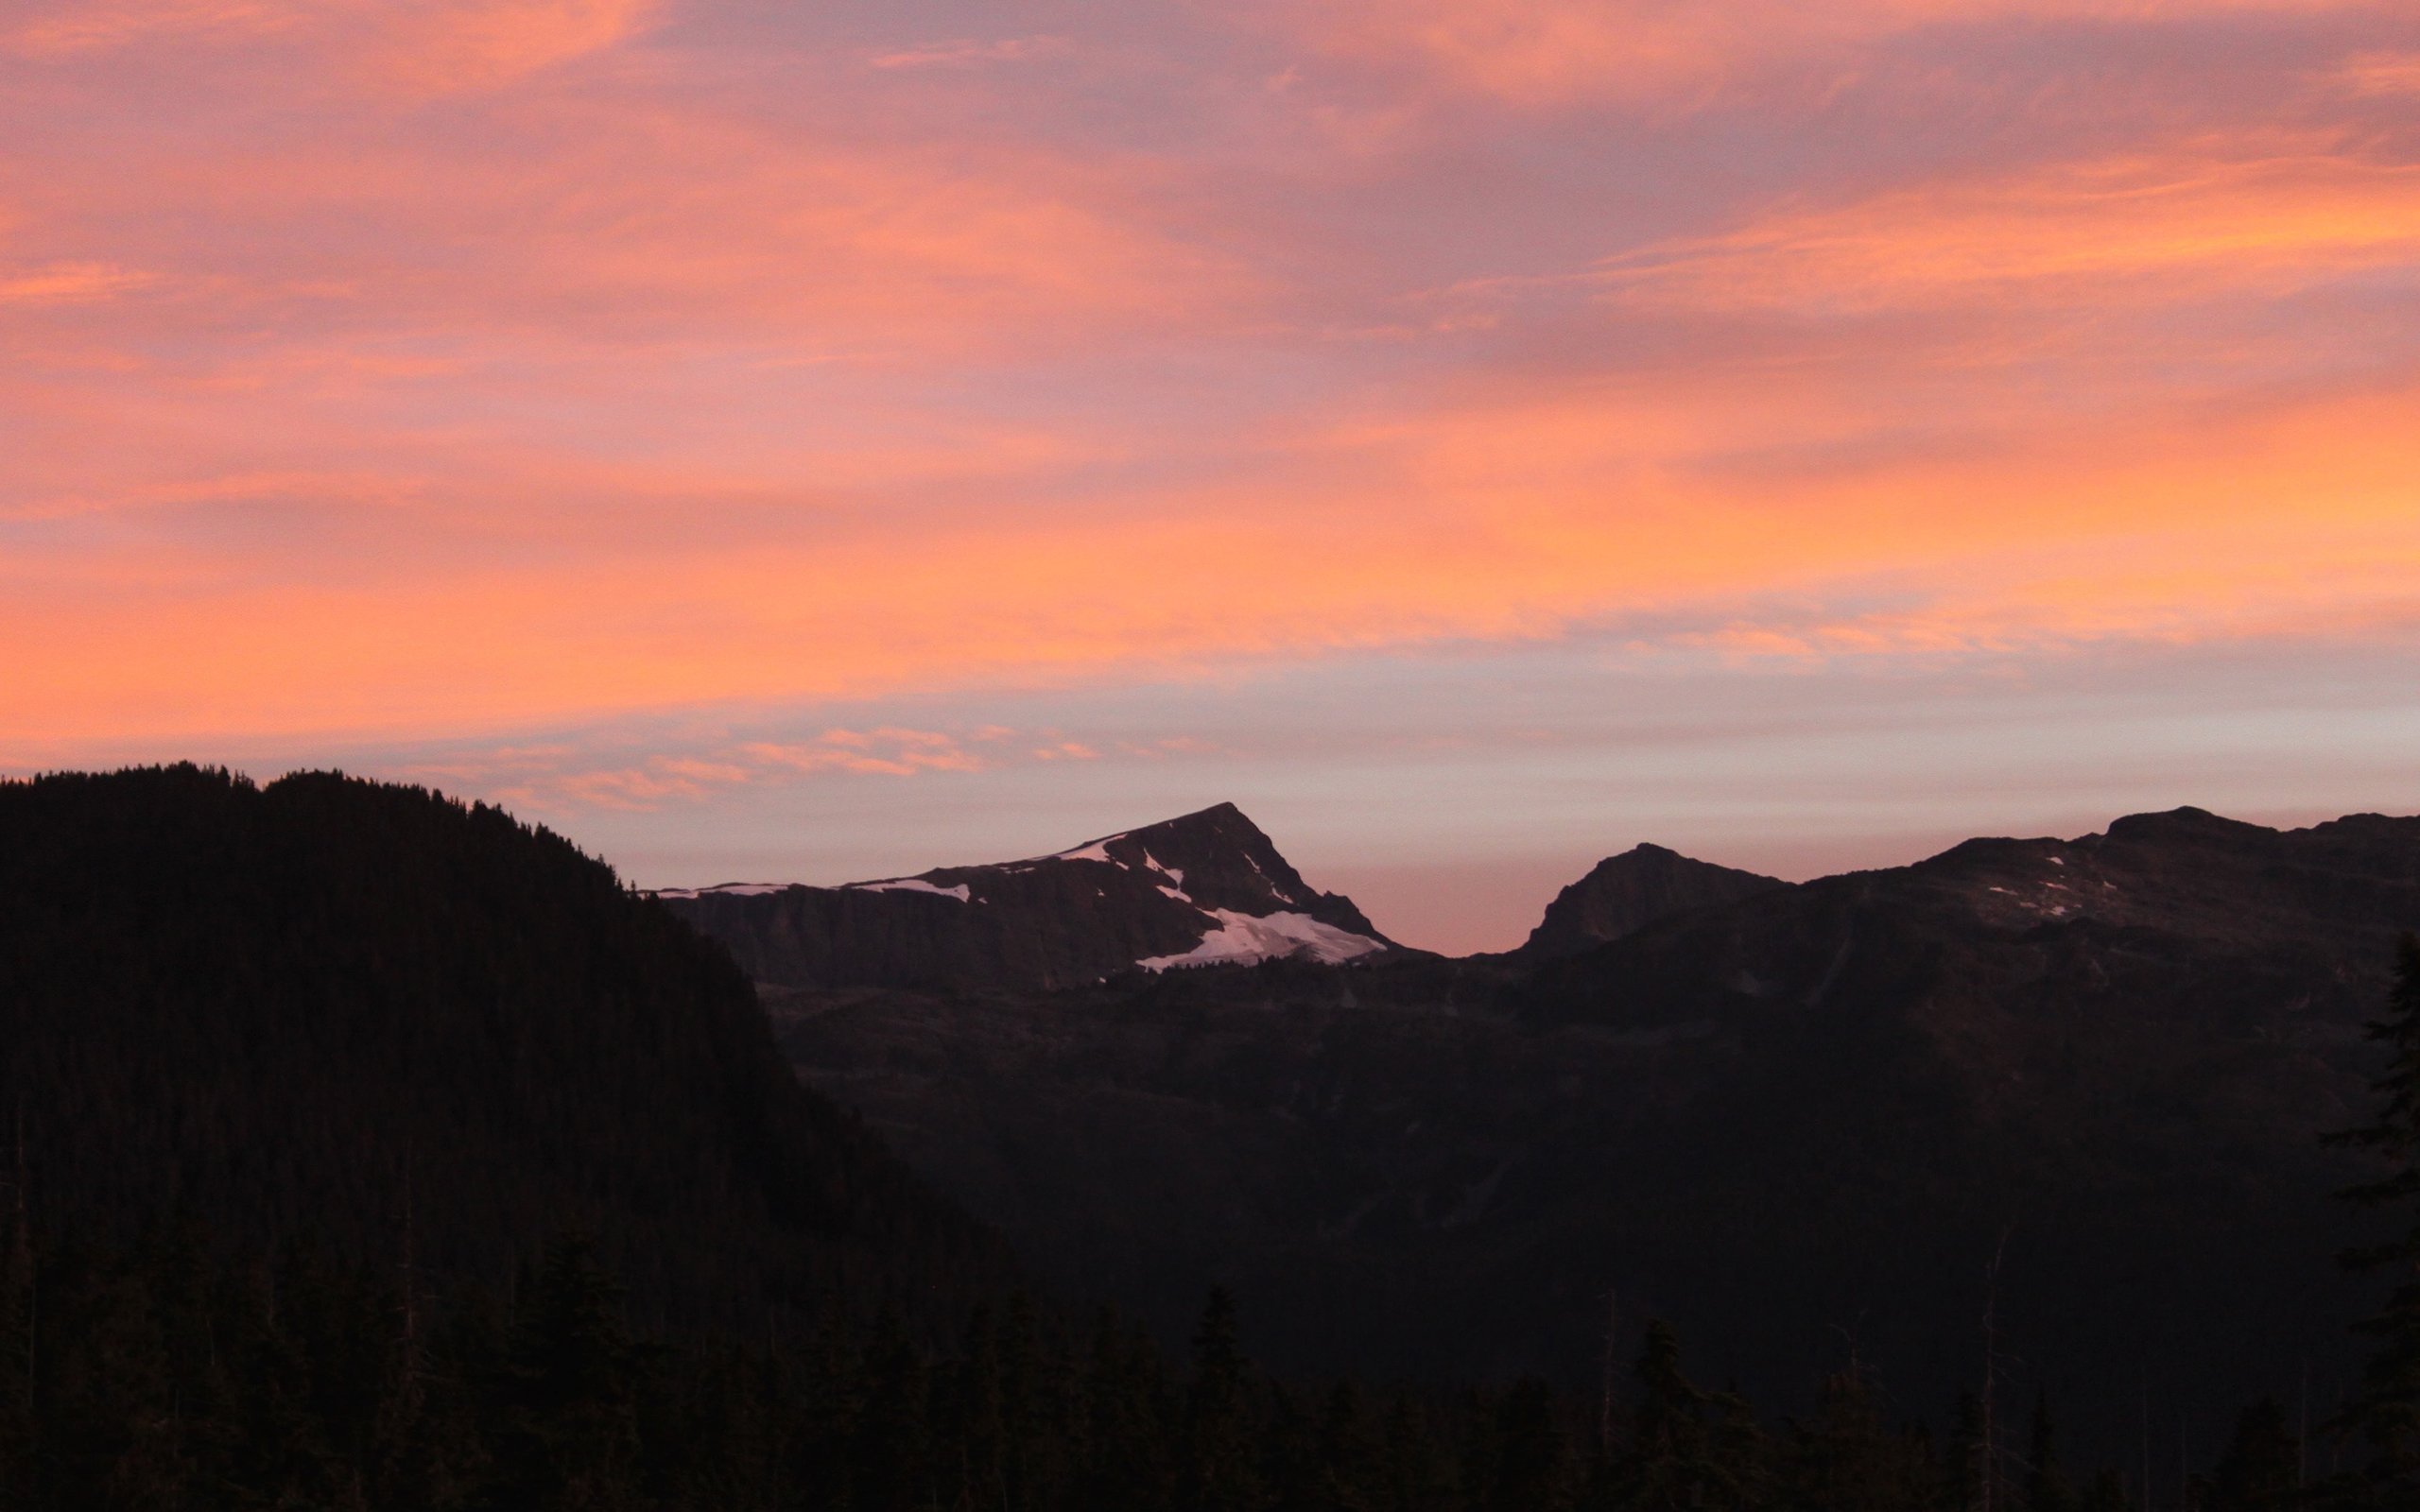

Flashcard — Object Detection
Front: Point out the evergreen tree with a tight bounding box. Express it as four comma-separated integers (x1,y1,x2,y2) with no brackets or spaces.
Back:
1608,1320,1756,1512
1376,1394,1455,1512
1182,1289,1262,1512
1316,1382,1380,1512
0,1152,35,1509
1944,1392,1987,1512
1486,1377,1572,1512
850,1308,933,1512
489,1234,642,1511
1265,1383,1322,1512
2027,1391,2077,1512
942,1303,1011,1512
2204,1399,2300,1512
1775,1367,1929,1512
1076,1312,1173,1512
2080,1469,2131,1512
998,1292,1071,1512
2324,935,2420,1506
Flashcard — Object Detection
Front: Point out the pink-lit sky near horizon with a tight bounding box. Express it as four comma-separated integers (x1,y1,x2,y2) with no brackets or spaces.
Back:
7,0,2420,952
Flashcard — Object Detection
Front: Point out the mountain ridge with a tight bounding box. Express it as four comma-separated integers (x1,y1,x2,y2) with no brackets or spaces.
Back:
748,799,2419,1458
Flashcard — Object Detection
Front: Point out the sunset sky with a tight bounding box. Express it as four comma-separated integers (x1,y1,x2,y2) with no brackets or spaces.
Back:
8,0,2420,951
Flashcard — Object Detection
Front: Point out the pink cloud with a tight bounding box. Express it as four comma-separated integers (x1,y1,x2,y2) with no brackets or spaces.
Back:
2340,49,2420,94
870,37,1072,71
0,261,156,304
1270,0,2386,105
1599,138,2420,313
8,1,659,91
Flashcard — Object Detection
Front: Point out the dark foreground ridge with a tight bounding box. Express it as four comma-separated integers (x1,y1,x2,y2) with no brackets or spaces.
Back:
752,804,2420,1464
655,800,1399,993
0,765,1012,1333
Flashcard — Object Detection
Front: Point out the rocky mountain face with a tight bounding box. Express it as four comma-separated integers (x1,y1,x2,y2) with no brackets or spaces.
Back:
655,801,1396,993
688,805,2420,1460
1514,842,1784,961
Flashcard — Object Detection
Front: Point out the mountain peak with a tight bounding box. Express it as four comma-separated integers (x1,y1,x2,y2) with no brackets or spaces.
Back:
2100,805,2274,846
1517,844,1785,961
1036,802,1358,925
661,803,1394,992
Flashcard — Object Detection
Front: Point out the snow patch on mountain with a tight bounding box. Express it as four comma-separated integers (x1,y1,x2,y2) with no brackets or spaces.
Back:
849,878,974,902
1137,910,1385,971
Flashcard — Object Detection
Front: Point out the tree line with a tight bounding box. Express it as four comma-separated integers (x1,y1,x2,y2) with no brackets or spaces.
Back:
0,1217,2370,1511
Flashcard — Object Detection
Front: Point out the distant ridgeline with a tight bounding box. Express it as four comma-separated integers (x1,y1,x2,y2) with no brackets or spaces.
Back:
721,800,2420,1476
0,765,1012,1334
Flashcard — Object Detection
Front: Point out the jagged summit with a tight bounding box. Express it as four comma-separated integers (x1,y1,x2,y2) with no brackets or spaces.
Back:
1515,841,1785,961
658,803,1394,992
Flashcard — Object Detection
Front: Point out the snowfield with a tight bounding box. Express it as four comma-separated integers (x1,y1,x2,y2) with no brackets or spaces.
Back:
1137,909,1385,971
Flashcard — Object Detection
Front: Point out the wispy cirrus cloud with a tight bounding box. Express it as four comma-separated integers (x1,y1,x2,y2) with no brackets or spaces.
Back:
0,261,157,304
1272,0,2389,104
870,36,1071,71
5,0,299,57
7,0,658,90
389,723,1151,815
2339,48,2420,94
1598,140,2420,313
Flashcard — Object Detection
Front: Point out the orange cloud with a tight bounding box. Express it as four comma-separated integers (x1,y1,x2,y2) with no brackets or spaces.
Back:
10,368,2419,750
1602,142,2420,311
870,37,1072,71
396,726,1016,812
6,1,298,58
375,0,657,93
7,0,654,91
1279,0,2376,103
13,100,1236,365
2340,49,2420,94
0,262,156,304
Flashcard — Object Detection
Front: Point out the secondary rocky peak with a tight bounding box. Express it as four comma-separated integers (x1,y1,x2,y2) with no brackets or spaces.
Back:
1517,843,1786,962
2099,805,2277,847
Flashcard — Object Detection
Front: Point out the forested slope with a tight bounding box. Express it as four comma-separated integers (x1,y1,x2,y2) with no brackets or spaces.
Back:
0,765,1011,1333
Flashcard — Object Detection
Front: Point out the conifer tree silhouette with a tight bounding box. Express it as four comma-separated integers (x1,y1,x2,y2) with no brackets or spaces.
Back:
2325,935,2420,1507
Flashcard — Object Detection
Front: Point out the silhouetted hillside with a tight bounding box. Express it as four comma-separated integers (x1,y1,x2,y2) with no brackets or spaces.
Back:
0,765,1011,1334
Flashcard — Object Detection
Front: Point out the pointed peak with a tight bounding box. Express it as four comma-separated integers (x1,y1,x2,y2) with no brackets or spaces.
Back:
1125,800,1260,838
1608,841,1684,863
